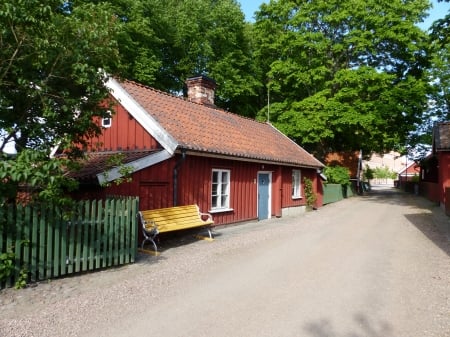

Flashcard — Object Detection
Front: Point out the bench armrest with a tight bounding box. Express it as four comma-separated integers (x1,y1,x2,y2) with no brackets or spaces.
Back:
200,212,213,222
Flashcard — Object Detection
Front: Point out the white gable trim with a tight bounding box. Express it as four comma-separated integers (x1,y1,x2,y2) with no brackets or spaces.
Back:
105,77,178,155
97,149,172,184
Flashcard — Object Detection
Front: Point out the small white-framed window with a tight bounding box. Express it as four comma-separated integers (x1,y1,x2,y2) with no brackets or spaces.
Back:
292,169,301,198
102,110,112,128
211,169,230,210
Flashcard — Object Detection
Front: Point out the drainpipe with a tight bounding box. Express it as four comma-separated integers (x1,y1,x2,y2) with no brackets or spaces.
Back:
173,149,186,206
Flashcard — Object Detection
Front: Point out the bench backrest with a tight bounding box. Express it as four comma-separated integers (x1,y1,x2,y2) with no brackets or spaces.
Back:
140,205,212,233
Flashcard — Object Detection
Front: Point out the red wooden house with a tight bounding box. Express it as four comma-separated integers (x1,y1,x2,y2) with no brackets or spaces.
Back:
420,122,450,207
73,76,325,226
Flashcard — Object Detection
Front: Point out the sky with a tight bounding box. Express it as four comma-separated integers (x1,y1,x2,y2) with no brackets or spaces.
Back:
239,0,450,29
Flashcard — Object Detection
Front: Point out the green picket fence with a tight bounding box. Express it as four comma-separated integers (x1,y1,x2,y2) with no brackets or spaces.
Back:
0,197,139,288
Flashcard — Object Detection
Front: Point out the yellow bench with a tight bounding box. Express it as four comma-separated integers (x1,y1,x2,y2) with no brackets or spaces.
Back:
139,204,214,252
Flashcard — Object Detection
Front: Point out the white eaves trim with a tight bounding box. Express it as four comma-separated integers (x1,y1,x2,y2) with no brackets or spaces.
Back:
97,149,172,185
105,77,178,155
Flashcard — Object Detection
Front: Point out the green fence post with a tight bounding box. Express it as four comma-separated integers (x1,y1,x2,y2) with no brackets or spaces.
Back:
46,204,54,279
96,200,103,269
89,200,96,271
31,206,39,282
82,201,89,272
53,206,61,278
74,202,83,273
39,204,47,281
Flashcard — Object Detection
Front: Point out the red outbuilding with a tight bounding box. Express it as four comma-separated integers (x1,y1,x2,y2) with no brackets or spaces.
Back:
72,76,325,226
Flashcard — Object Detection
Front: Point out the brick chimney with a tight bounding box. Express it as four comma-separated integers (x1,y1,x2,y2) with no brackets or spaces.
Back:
185,75,216,106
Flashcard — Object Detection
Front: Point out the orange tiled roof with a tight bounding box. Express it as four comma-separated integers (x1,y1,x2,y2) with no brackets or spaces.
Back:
118,79,324,168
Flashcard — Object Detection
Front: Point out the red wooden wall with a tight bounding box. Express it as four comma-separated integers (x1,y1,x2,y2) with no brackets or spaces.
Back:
87,100,159,152
438,152,450,206
89,154,320,226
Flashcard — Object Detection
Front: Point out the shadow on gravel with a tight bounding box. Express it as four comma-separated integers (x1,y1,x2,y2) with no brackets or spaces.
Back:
304,313,393,337
359,186,450,258
404,212,450,258
358,186,414,206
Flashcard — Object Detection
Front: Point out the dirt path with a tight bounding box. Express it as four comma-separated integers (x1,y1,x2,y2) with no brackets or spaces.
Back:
1,186,450,337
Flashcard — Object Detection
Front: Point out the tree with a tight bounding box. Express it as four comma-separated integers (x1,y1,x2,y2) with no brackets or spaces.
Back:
0,0,121,203
252,0,432,158
91,0,262,117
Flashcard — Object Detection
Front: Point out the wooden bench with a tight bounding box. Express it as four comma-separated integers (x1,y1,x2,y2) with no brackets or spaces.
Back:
139,204,214,252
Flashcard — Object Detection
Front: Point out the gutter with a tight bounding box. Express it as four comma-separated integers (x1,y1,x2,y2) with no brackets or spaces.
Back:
173,149,186,206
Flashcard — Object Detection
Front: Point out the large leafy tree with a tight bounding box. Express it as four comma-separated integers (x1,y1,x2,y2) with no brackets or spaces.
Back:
90,0,262,117
252,0,432,158
0,0,121,203
428,0,450,122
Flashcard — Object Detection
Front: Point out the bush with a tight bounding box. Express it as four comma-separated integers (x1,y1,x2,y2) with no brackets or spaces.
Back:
323,166,350,186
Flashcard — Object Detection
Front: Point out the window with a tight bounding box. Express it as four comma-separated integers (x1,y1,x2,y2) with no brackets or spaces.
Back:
211,169,230,210
102,110,112,128
292,169,301,198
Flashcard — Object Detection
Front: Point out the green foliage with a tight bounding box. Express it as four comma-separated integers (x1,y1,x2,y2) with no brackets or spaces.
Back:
373,166,397,180
0,241,30,289
14,267,28,289
363,165,374,181
100,153,133,187
253,0,431,157
0,0,121,204
323,166,350,186
0,251,15,281
98,0,262,117
303,177,317,208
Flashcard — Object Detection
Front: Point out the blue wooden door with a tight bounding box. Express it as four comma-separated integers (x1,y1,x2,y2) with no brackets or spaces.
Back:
258,173,270,220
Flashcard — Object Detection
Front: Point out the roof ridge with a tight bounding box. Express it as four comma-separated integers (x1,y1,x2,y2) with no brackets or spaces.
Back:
122,78,183,100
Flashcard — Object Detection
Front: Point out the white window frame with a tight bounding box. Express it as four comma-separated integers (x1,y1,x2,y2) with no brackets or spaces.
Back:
292,169,302,199
211,169,231,212
102,110,112,128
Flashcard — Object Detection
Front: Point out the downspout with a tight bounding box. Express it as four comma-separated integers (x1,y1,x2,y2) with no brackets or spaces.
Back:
173,149,186,206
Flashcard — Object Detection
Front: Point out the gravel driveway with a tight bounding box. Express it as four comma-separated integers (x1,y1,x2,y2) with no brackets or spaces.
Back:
1,186,450,337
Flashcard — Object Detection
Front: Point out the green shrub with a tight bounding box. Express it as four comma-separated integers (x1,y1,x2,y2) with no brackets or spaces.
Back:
323,166,350,186
303,177,317,208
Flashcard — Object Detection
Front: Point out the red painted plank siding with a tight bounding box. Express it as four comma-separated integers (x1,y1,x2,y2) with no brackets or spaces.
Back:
439,152,450,206
87,101,159,151
176,156,260,225
94,153,321,226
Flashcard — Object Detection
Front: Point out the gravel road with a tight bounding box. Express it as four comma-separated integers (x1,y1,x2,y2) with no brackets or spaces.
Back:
1,186,449,337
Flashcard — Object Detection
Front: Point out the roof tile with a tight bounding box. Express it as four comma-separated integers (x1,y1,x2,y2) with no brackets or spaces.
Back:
119,80,323,168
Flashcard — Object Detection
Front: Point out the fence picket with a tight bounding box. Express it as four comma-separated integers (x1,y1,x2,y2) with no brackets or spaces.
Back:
14,205,23,282
53,207,61,277
132,198,138,262
5,205,14,287
31,206,39,282
1,197,138,288
108,199,114,267
96,201,102,269
89,200,96,271
46,205,54,279
23,206,31,280
124,199,130,264
75,203,83,273
82,201,89,272
38,205,46,280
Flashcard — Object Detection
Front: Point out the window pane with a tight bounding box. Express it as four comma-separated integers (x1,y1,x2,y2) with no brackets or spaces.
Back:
212,196,218,208
221,195,228,206
212,183,218,195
